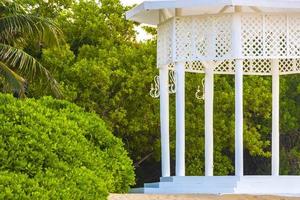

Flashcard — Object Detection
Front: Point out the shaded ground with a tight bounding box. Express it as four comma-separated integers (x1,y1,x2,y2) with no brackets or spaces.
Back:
109,194,300,200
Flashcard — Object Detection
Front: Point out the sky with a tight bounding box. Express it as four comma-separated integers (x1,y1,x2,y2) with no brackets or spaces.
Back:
121,0,152,41
121,0,143,6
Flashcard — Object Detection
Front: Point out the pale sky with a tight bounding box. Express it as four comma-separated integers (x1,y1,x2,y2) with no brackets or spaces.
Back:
121,0,152,41
121,0,143,6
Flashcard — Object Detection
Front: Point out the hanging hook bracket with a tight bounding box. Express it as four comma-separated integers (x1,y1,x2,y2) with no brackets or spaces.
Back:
195,78,205,101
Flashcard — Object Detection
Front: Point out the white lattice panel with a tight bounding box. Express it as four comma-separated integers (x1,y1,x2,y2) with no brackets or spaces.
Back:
193,17,210,59
167,63,175,71
279,59,300,75
175,15,232,62
241,14,300,59
279,59,293,73
166,59,300,75
214,61,235,74
241,15,263,57
297,60,300,71
288,15,300,57
245,59,272,74
157,19,173,66
175,17,193,61
264,15,287,57
214,15,232,59
157,13,300,75
185,61,205,72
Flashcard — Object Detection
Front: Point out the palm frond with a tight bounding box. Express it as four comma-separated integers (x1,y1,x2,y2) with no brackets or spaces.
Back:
0,1,25,17
0,61,25,97
0,14,63,46
0,43,62,97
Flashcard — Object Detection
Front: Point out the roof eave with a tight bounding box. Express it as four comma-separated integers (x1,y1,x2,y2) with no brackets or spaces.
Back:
126,1,177,25
126,0,300,25
126,2,144,20
232,0,300,9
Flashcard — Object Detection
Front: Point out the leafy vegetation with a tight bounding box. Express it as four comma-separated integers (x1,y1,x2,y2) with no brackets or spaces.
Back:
0,0,62,97
2,0,300,191
0,93,135,199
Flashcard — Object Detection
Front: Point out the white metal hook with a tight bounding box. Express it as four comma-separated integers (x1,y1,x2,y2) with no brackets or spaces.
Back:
150,71,177,98
150,75,160,98
169,70,176,94
195,78,205,101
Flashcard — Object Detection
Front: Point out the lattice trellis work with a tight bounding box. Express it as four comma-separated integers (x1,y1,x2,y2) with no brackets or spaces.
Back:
166,59,300,75
157,18,173,66
158,13,300,75
174,15,233,62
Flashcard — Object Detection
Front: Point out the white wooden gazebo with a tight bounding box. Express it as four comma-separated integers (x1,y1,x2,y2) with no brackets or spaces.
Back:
127,0,300,195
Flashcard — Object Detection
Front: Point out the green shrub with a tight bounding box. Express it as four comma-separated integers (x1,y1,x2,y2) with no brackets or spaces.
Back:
0,94,135,199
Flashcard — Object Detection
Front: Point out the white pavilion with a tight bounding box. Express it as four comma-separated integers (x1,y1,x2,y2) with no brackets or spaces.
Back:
127,0,300,195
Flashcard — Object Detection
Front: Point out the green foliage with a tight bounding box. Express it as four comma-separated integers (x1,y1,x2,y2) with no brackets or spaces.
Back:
278,75,300,175
0,93,135,199
0,0,63,97
16,0,73,18
26,0,272,179
17,0,300,185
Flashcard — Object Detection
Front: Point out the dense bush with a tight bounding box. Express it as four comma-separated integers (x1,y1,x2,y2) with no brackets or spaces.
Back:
0,94,135,199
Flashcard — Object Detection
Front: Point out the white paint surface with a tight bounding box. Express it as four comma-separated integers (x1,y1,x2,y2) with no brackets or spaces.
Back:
175,62,185,176
204,65,214,176
235,60,244,177
159,67,170,177
137,176,300,195
272,60,280,176
126,0,300,25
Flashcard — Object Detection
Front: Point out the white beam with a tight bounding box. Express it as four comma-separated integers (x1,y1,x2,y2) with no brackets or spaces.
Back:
235,60,244,177
272,59,280,176
159,67,171,177
205,65,214,176
176,62,185,176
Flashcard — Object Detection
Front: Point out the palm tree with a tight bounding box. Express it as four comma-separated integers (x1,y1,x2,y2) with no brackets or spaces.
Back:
0,1,63,97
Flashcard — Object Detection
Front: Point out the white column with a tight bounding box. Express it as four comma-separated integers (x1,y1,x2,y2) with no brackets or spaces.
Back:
235,59,244,176
205,65,214,176
232,7,244,177
176,62,185,176
159,67,170,177
272,59,280,176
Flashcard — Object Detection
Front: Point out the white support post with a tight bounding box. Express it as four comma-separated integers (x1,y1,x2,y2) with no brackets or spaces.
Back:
272,59,280,176
232,7,244,177
205,65,214,176
235,60,244,177
159,67,170,177
176,62,185,176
